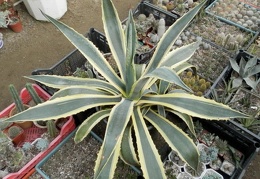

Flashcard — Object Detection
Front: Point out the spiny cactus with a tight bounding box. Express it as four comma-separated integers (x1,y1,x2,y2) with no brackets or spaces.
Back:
25,83,42,105
22,142,33,152
47,120,59,138
35,138,49,151
9,84,25,113
7,126,23,139
181,71,211,96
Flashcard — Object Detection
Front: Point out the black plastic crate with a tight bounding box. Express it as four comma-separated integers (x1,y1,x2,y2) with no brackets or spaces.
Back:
198,119,258,179
87,28,110,54
205,50,260,144
31,49,87,95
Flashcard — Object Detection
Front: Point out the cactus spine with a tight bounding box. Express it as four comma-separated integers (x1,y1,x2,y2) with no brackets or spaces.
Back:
8,126,22,139
9,84,25,113
25,83,42,105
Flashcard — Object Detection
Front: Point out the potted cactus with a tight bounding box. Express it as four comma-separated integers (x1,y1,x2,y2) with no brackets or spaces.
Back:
9,84,33,129
25,83,59,138
3,125,25,145
0,0,22,32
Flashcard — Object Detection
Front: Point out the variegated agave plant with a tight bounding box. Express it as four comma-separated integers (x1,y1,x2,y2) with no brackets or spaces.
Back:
5,0,248,178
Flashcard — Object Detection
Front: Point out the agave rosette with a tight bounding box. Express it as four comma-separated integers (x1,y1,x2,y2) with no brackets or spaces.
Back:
5,0,248,178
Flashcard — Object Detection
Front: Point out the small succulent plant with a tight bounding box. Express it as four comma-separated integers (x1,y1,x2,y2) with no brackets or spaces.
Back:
22,142,33,152
35,138,49,151
199,145,219,164
213,136,229,156
230,55,260,91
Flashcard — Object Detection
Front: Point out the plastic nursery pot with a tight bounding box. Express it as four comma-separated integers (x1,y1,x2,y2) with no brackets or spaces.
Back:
9,104,33,129
177,172,193,179
168,150,185,168
3,124,25,146
163,160,181,178
184,162,206,179
202,169,223,179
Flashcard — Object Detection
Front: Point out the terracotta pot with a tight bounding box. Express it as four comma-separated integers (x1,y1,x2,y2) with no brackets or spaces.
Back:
3,124,25,146
8,16,22,33
9,104,33,129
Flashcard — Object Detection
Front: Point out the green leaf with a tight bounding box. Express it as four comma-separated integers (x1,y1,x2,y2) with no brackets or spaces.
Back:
139,93,249,119
144,1,206,74
145,110,199,170
174,62,196,75
4,95,121,122
247,64,260,77
160,41,200,68
51,86,112,99
26,75,120,95
144,66,192,93
244,56,257,73
75,109,111,143
41,13,125,94
167,110,196,137
230,58,240,74
95,98,134,178
132,107,166,179
120,125,139,166
102,0,126,82
125,10,137,95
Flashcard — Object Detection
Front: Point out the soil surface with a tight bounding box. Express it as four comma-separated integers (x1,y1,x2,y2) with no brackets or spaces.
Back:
0,0,259,178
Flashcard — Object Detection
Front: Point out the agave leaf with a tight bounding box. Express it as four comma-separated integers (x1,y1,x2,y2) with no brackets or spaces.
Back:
139,93,249,119
95,144,121,179
174,62,196,75
167,109,196,137
247,64,260,77
244,77,257,90
244,56,257,73
124,10,137,95
120,125,139,166
135,64,146,79
232,77,243,89
75,109,111,143
26,75,120,95
102,0,126,82
132,107,166,179
4,95,121,122
144,1,206,74
160,41,200,68
95,98,134,177
145,110,198,170
144,66,192,93
51,86,112,99
41,13,125,94
239,58,246,78
230,58,240,74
